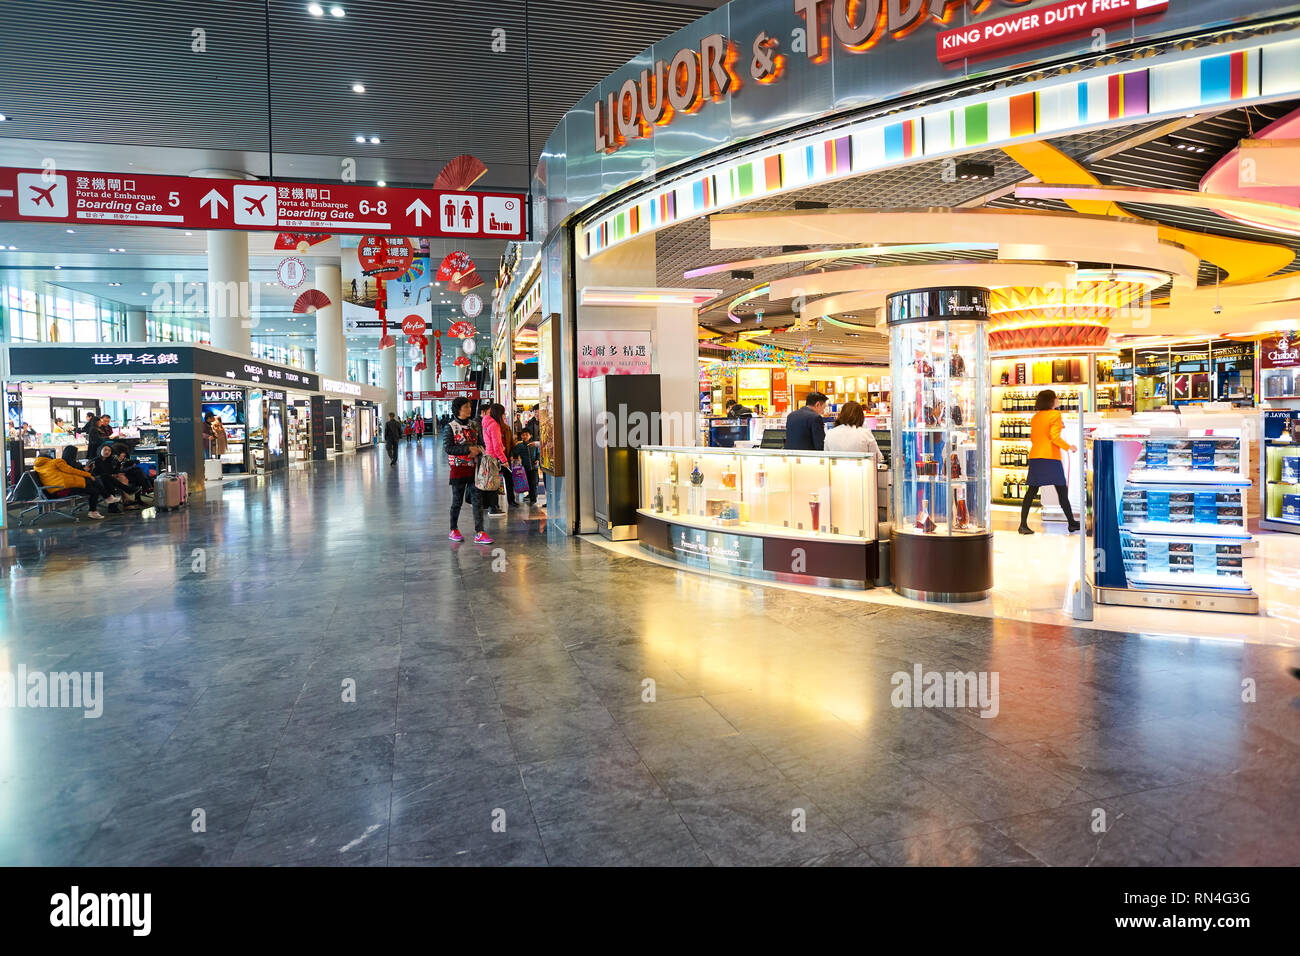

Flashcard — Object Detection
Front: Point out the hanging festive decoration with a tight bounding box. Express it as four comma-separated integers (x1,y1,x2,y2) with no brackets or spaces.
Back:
358,236,415,350
462,337,476,355
717,339,811,372
447,320,477,339
432,329,442,388
448,269,484,293
434,154,488,192
274,233,330,252
454,354,471,367
402,310,429,371
436,251,476,283
292,288,331,313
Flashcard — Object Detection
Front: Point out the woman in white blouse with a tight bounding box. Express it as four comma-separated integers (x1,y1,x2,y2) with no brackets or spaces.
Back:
823,401,884,463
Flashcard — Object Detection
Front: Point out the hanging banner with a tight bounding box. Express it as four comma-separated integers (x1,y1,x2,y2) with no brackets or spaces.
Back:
577,330,653,378
343,251,430,336
0,167,527,239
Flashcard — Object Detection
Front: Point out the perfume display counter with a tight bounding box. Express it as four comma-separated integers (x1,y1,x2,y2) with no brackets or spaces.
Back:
636,445,879,588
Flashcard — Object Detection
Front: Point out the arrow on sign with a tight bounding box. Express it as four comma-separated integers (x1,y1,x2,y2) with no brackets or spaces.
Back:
406,198,432,226
200,189,229,218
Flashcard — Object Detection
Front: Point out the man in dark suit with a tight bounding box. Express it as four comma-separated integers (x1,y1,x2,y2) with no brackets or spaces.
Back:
784,392,829,451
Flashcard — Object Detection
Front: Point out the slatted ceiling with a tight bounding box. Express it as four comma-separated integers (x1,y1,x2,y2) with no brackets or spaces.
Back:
0,0,722,187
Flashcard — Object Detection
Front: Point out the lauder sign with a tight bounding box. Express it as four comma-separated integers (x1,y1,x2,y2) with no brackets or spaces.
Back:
593,0,1169,153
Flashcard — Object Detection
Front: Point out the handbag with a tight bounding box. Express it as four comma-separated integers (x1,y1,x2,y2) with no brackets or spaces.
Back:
475,454,503,492
512,463,529,495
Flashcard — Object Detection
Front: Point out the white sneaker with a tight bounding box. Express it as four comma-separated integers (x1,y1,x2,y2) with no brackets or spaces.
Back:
103,495,121,504
87,511,105,519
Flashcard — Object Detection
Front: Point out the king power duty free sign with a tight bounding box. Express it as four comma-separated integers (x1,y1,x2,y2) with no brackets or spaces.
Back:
0,167,526,240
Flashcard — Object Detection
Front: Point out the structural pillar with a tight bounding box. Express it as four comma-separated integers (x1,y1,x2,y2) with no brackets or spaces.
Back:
127,310,147,342
359,358,370,385
314,264,346,382
192,168,254,354
380,345,398,420
304,348,316,372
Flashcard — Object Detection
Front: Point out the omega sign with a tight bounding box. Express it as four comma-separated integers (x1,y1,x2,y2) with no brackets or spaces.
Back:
593,0,1170,153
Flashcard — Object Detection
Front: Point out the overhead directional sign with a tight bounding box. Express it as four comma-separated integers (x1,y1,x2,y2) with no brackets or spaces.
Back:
0,167,527,239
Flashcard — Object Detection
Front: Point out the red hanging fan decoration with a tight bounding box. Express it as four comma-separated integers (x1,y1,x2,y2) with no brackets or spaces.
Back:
436,251,475,283
434,154,488,192
359,236,415,349
448,269,484,294
292,289,331,314
454,354,471,368
447,320,477,339
275,233,330,252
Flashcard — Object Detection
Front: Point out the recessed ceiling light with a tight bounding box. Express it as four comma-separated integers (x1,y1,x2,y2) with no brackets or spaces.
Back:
0,114,7,122
377,180,386,187
369,136,380,144
6,245,15,250
54,265,61,270
307,3,324,15
352,83,365,93
141,292,148,296
355,135,365,143
66,228,75,234
330,5,345,17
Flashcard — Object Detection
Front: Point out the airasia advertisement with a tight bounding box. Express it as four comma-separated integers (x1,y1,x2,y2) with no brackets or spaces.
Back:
0,167,526,239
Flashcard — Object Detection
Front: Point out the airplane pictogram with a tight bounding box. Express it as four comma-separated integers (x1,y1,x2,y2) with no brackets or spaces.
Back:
243,193,269,216
28,182,59,207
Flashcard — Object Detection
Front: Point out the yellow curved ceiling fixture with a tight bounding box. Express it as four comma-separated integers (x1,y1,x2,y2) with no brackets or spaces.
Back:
1001,141,1294,283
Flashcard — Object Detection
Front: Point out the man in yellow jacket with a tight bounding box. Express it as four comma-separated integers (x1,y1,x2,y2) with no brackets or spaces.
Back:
32,450,120,519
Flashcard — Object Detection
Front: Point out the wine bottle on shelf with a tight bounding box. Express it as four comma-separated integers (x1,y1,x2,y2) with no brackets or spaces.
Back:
1003,475,1011,499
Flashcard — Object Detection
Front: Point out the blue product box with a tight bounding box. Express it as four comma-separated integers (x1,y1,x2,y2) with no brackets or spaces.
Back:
1194,491,1217,524
1283,494,1300,520
1145,490,1170,522
1282,456,1300,484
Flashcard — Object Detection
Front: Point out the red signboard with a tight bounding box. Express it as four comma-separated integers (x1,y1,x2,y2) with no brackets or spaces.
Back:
0,167,526,239
1261,333,1300,370
358,236,414,277
936,0,1169,64
400,314,427,337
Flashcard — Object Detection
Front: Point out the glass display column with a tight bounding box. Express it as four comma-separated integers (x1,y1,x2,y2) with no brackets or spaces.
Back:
886,287,993,602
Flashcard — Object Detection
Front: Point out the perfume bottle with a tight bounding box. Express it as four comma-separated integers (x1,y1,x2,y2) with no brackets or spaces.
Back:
670,488,680,515
809,493,820,532
653,491,664,513
721,465,737,489
669,456,679,484
690,460,704,486
950,452,961,479
754,465,766,489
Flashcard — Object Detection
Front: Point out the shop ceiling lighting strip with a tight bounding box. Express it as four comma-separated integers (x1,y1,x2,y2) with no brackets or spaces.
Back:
579,36,1292,259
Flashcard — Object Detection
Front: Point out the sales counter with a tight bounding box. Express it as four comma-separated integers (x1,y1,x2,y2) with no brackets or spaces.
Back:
636,445,880,588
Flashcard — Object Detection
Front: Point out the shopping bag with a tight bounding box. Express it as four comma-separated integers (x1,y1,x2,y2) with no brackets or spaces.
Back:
475,454,503,492
512,464,529,495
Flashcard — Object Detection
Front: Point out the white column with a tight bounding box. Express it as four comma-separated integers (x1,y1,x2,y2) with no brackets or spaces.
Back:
314,264,346,381
380,345,398,419
304,348,316,371
207,229,251,354
126,310,147,342
358,358,370,384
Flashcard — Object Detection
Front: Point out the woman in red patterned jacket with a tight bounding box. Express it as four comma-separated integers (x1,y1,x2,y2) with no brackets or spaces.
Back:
442,396,491,544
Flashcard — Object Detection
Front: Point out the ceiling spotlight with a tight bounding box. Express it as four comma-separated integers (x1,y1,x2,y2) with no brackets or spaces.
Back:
955,160,995,181
66,228,75,234
307,2,324,15
377,180,386,187
54,265,61,270
140,291,148,296
355,135,365,143
352,83,365,93
108,282,121,287
0,114,7,122
185,231,193,236
7,245,16,250
369,136,380,144
330,5,345,17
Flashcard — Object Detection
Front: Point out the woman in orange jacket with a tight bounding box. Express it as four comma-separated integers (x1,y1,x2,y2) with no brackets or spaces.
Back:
32,447,119,519
1019,389,1080,535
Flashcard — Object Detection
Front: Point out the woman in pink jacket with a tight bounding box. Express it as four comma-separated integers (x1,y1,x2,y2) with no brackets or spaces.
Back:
480,403,516,516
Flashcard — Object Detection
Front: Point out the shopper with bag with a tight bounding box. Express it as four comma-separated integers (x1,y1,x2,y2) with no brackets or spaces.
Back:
480,403,515,516
513,427,539,506
443,397,491,544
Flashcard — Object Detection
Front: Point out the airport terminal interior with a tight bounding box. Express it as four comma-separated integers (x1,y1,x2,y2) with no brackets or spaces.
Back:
2,0,1299,870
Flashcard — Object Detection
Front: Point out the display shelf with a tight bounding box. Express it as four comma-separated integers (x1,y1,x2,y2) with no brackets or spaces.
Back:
1126,471,1250,486
1121,522,1251,539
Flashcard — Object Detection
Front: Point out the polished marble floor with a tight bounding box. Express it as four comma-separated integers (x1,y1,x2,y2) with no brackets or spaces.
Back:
2,439,1298,866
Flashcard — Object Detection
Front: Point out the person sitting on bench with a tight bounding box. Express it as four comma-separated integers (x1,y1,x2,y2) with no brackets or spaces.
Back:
33,447,120,520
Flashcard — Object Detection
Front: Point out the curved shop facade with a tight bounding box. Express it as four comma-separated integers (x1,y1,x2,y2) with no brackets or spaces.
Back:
495,0,1300,556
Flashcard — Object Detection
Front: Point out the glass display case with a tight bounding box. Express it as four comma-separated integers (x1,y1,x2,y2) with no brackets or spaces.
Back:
1260,408,1300,533
885,287,993,602
638,446,876,540
636,445,879,588
1091,426,1257,612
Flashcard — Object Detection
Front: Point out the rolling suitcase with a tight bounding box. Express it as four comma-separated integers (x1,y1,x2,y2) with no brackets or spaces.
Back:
156,472,187,511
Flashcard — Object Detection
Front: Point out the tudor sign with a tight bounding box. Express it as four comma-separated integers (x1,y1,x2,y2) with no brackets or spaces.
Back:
0,167,526,239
